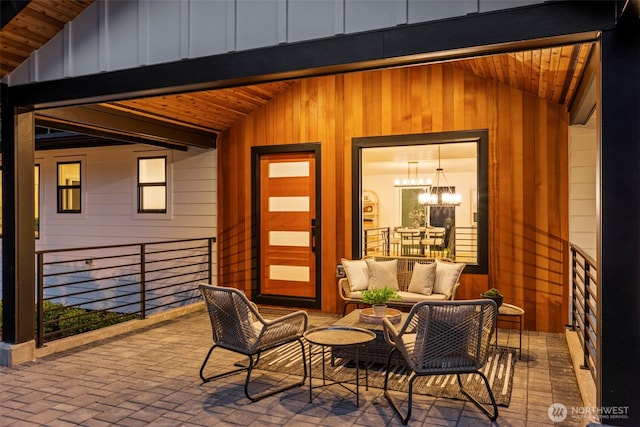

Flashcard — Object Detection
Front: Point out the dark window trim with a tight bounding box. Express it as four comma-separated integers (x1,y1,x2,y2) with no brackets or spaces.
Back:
137,156,167,214
34,164,40,239
351,129,488,275
56,161,82,214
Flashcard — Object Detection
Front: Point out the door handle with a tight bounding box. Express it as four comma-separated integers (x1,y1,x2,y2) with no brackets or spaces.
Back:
311,219,317,252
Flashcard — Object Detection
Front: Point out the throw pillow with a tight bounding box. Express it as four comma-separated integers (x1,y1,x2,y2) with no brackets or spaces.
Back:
407,262,436,295
433,259,465,298
365,258,399,290
341,258,369,291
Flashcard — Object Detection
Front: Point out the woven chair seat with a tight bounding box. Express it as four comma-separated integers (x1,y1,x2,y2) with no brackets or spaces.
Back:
198,284,308,401
382,299,498,424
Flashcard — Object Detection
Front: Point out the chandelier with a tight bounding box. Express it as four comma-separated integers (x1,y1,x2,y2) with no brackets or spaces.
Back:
420,146,462,207
393,161,427,187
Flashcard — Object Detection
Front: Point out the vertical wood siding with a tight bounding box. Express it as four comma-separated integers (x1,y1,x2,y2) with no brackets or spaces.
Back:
220,62,568,333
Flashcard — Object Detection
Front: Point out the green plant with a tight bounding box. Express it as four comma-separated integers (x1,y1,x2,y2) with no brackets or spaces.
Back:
482,288,502,297
361,286,400,305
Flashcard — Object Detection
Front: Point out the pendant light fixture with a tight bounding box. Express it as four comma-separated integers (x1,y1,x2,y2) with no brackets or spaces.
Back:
420,145,462,207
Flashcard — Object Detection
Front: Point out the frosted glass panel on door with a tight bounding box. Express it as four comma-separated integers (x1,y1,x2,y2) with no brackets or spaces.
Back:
269,265,310,282
269,196,309,212
269,231,310,247
269,161,310,178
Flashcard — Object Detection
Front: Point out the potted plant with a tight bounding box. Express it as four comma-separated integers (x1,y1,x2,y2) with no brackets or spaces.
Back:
361,286,400,316
481,288,504,308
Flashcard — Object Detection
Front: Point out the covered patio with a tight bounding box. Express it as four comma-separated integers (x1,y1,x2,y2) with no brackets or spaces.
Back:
0,308,586,426
1,2,639,425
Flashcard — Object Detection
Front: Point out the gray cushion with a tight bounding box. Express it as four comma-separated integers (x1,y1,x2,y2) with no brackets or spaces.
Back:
407,262,436,295
365,258,399,290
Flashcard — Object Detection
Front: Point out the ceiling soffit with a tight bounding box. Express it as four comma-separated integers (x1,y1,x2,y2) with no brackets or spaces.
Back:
96,43,594,135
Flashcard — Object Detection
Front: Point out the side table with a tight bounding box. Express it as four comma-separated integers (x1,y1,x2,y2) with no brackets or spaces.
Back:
496,303,525,359
303,326,376,406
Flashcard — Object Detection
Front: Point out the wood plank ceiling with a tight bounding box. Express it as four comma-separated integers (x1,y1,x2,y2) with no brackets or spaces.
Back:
1,0,593,137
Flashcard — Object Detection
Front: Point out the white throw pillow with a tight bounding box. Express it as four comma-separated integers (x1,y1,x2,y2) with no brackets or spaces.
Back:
365,258,399,290
433,259,465,298
407,262,436,295
341,259,369,291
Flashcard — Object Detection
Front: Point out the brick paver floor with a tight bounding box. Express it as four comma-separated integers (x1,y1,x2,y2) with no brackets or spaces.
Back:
0,308,586,426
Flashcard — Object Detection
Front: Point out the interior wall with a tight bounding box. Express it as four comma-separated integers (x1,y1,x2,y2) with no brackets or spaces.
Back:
219,62,569,333
363,171,477,228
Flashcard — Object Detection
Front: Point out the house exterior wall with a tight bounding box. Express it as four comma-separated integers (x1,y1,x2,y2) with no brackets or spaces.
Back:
5,0,543,86
569,114,597,260
0,144,217,298
220,62,569,333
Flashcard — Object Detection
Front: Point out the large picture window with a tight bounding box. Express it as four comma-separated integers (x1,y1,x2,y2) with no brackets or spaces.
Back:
57,161,81,213
352,130,488,274
138,157,167,213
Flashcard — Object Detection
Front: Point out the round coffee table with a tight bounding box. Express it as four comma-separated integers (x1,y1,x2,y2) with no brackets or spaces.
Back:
303,326,376,406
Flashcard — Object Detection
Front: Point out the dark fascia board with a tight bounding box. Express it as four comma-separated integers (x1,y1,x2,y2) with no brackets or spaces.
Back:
36,105,216,149
8,1,616,110
34,131,131,151
1,0,30,29
33,129,191,152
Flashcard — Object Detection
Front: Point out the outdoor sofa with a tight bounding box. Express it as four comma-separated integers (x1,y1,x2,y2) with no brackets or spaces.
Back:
339,256,465,315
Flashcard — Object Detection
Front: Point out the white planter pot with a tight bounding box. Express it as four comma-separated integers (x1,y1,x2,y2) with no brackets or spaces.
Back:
372,304,387,317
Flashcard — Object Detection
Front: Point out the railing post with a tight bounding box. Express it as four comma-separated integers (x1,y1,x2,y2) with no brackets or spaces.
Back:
582,261,591,370
36,252,44,348
570,247,577,330
208,238,213,284
363,229,369,256
140,244,146,319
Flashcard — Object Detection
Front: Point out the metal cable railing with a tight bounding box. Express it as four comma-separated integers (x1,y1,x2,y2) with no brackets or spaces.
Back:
570,243,597,384
35,237,215,347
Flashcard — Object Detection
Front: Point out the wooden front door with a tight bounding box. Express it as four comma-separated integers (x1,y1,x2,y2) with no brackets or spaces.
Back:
252,144,321,308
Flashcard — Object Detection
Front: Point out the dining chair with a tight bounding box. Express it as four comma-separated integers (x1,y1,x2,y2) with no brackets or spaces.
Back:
382,299,498,424
421,227,446,257
398,228,422,256
198,284,308,401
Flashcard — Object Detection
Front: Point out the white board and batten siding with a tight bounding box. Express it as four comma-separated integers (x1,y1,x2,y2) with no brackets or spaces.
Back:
0,144,217,299
569,114,597,261
6,0,544,86
34,144,217,249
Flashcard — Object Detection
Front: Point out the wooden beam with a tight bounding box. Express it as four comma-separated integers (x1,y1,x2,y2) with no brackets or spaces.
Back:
36,105,217,149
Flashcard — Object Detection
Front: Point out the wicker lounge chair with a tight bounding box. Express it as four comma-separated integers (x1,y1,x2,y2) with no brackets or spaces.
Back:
382,299,498,424
198,284,308,401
